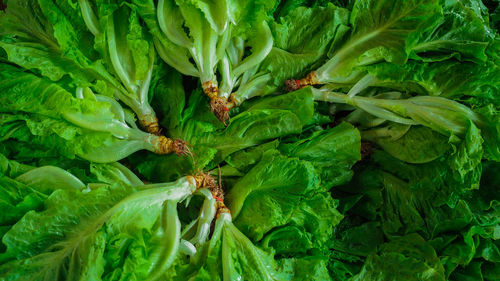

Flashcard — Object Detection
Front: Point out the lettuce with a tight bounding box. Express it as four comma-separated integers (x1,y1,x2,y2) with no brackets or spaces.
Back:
130,0,276,122
0,0,162,133
0,63,187,163
351,234,446,281
0,162,221,280
0,0,499,280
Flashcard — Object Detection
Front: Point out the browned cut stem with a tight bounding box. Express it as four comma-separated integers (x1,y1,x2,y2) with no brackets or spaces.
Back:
140,115,162,136
193,172,217,190
361,141,373,160
192,171,230,217
202,81,230,124
207,178,230,217
284,71,320,92
154,136,189,155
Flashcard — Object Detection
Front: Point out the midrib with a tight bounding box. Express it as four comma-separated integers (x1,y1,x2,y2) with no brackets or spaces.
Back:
317,3,423,81
31,186,191,279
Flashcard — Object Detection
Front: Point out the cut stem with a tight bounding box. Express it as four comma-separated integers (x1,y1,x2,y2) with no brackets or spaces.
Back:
139,114,161,136
284,71,320,91
202,80,230,123
150,135,188,155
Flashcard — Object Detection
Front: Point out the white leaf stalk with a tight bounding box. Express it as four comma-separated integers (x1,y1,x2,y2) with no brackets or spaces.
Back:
221,21,274,111
154,0,273,122
67,87,187,163
21,176,199,281
78,0,161,134
312,87,482,136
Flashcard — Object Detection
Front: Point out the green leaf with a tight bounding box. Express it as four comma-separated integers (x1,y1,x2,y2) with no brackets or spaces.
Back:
0,176,197,279
351,234,446,281
280,122,361,186
0,63,171,163
226,150,337,245
277,256,333,281
230,0,277,34
262,4,350,86
448,121,483,189
241,87,315,126
0,0,97,89
91,0,159,125
90,162,143,187
152,66,186,132
475,105,500,161
260,192,344,255
177,0,230,34
316,0,441,83
314,89,482,137
36,0,120,90
363,60,500,105
130,0,199,77
363,124,450,164
0,176,46,227
201,109,303,162
225,140,279,173
331,221,384,257
410,0,493,62
0,153,34,178
15,166,86,192
370,151,474,203
379,171,473,238
184,213,284,281
227,150,317,216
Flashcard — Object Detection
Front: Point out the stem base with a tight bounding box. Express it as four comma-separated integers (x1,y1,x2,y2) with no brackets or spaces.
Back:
285,71,319,91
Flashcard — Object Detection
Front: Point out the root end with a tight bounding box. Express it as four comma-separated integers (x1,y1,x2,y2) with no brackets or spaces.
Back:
202,81,230,124
210,97,230,124
361,141,373,160
193,172,217,190
284,79,300,92
216,203,230,218
172,139,189,156
193,171,229,217
285,71,319,92
155,136,189,156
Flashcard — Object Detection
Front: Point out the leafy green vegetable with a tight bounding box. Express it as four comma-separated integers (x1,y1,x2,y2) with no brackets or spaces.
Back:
0,171,211,280
174,212,285,281
410,0,494,63
285,0,442,90
362,60,500,105
227,151,320,238
362,124,450,164
229,3,350,105
351,234,446,281
0,63,186,162
0,0,162,133
130,0,276,122
280,122,361,186
312,88,482,136
0,0,499,280
130,87,315,182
